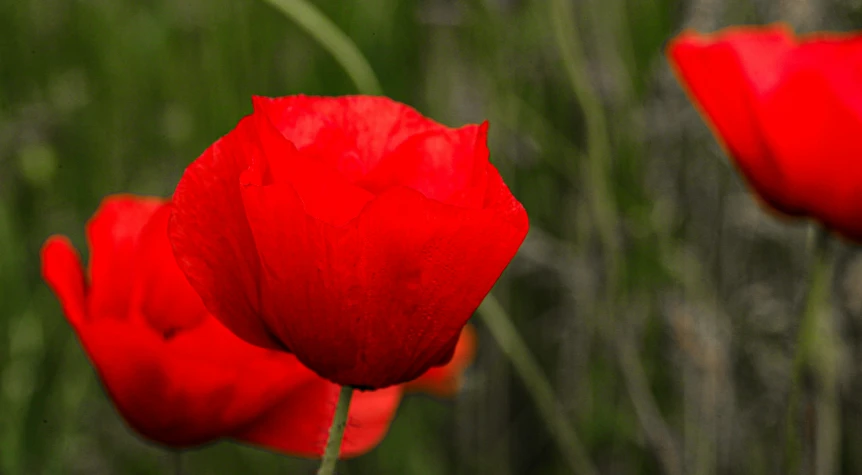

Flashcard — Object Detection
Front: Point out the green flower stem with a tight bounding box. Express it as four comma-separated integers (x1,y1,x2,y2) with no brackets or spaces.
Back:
785,227,838,475
317,385,354,475
261,0,382,95
478,295,598,475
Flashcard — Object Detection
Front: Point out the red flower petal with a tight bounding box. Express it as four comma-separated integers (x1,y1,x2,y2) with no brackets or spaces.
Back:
85,195,163,319
131,204,209,337
752,38,862,239
668,27,794,210
250,109,376,225
169,116,281,351
357,122,490,208
240,164,527,388
77,314,313,446
172,96,528,388
253,95,445,182
233,382,402,458
46,192,429,455
669,26,862,240
405,324,477,397
41,236,88,326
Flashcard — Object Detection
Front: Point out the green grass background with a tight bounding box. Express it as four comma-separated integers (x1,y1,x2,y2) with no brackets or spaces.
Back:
3,0,862,473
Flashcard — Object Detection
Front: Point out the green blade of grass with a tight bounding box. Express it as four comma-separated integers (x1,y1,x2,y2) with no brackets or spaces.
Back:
261,0,382,96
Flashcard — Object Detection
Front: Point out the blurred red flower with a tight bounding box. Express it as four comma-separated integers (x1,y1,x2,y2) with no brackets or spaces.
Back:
42,195,476,457
168,95,528,389
668,25,862,240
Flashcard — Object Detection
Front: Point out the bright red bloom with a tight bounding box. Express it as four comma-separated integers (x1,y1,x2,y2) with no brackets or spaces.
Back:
668,25,862,240
42,195,476,457
169,95,528,389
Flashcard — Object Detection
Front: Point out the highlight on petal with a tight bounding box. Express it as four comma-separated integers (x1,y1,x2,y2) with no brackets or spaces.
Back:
85,195,164,320
232,381,402,459
41,236,88,326
689,26,794,95
667,26,792,208
253,95,446,181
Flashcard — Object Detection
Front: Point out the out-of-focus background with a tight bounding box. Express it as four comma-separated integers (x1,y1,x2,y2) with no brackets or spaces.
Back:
3,0,862,473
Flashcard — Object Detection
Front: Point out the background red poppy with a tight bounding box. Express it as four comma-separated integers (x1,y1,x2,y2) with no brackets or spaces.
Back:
668,25,862,240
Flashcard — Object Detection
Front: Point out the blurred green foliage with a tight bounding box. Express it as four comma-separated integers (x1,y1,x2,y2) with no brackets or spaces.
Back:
5,0,862,473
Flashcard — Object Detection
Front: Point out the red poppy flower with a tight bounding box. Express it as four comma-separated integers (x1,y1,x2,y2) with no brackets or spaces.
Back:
668,25,862,240
42,195,476,457
169,95,528,389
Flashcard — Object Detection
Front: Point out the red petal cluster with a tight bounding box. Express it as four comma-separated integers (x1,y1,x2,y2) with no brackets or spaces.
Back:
169,95,528,388
668,25,862,240
42,195,476,457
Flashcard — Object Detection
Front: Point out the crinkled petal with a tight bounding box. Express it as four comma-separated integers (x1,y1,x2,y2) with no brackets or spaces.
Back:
253,95,445,181
250,108,375,225
357,122,489,208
